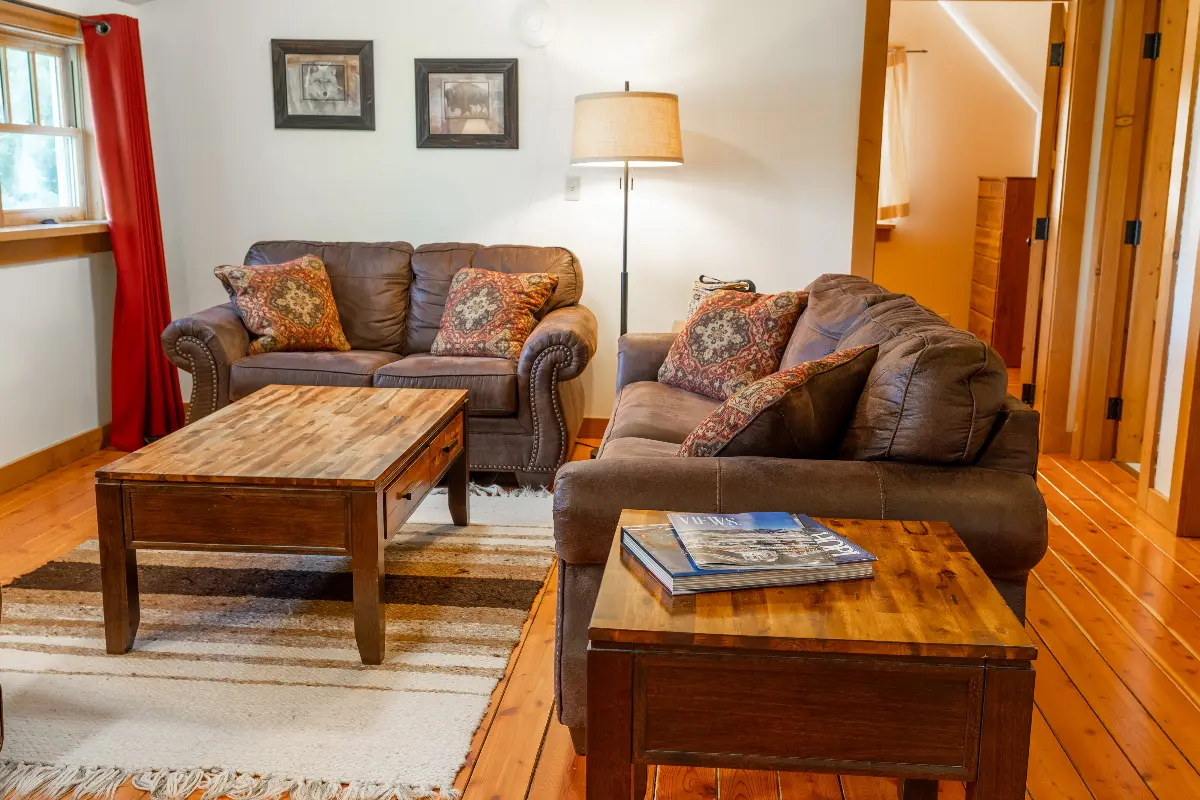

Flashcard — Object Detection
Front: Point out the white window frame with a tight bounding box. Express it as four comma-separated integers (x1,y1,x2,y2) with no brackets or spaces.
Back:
0,28,90,227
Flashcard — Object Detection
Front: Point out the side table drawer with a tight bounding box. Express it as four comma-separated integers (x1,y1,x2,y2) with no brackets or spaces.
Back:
635,653,984,778
430,411,464,479
385,448,432,536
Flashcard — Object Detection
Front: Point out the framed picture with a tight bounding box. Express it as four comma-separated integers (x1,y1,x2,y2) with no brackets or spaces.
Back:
415,58,518,149
272,39,375,130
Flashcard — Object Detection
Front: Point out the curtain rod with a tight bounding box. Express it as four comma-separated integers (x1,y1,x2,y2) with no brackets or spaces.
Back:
2,0,110,33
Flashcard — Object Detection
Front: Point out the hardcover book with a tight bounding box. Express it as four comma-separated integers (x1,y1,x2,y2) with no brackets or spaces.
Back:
621,516,875,595
666,511,835,570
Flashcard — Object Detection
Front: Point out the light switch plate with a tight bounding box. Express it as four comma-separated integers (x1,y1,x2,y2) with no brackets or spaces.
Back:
565,175,581,201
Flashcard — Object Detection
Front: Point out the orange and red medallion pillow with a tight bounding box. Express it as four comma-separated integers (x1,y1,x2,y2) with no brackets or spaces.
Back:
678,345,879,458
215,256,351,356
432,268,559,361
658,290,808,400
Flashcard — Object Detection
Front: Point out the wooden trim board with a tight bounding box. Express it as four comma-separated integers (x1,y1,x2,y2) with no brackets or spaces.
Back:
0,0,82,42
579,417,608,440
850,0,892,280
0,230,111,267
0,423,110,494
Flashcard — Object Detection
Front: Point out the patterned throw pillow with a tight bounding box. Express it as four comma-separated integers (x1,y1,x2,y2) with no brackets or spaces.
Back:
658,289,808,400
432,268,560,361
215,256,351,356
678,345,879,458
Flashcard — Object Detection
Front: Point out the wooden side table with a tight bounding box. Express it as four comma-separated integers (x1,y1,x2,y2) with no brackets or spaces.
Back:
587,511,1037,800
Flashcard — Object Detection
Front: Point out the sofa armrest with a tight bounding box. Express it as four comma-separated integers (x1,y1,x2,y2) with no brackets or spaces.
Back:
616,332,678,391
974,395,1040,476
554,455,1047,586
518,305,598,383
161,303,251,422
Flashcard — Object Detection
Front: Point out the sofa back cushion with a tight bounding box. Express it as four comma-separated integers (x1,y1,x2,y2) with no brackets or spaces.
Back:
837,294,949,347
781,274,901,368
406,243,583,354
839,326,1008,464
245,240,414,353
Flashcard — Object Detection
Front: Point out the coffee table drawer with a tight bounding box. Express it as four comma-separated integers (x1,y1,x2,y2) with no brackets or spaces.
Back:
634,653,984,777
126,485,349,550
430,411,464,479
385,448,432,536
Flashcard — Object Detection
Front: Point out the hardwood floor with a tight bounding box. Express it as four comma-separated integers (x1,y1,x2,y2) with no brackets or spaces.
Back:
3,440,1198,799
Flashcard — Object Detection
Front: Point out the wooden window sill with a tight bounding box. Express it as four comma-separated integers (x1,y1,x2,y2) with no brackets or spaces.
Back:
876,223,896,242
0,221,112,266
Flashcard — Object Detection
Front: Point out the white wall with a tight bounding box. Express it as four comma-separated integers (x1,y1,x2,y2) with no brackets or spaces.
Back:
133,0,868,417
874,2,1043,329
0,0,134,467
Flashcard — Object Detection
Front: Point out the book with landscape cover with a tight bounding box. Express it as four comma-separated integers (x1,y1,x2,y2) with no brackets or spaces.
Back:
620,514,876,595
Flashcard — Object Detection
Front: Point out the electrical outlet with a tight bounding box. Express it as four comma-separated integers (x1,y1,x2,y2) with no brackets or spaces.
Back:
565,175,581,201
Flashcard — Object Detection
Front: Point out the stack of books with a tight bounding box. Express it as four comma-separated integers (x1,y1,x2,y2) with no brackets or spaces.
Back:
621,512,877,595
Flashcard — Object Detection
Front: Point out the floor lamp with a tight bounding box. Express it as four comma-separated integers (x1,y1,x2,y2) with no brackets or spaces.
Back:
570,83,683,335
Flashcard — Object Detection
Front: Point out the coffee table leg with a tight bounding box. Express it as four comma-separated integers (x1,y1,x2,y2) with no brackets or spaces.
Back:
967,664,1035,800
588,645,634,799
899,779,938,800
96,481,139,654
449,413,470,527
350,491,386,665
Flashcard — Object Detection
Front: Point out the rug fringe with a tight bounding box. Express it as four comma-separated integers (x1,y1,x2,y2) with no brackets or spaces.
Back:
0,763,457,800
427,483,551,499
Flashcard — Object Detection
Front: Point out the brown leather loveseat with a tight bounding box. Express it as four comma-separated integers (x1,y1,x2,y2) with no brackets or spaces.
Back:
551,273,1048,752
163,241,598,486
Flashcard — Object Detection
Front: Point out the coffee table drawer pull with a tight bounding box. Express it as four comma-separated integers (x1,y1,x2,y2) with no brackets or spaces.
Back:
402,491,413,500
442,438,459,454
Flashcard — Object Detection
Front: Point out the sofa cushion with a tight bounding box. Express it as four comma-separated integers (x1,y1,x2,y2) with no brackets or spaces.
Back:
837,295,948,349
781,274,901,368
229,350,401,401
245,241,415,354
431,268,559,361
606,381,720,445
406,243,582,354
372,354,518,416
658,290,806,400
679,345,878,458
839,327,1007,464
216,256,351,356
600,437,680,459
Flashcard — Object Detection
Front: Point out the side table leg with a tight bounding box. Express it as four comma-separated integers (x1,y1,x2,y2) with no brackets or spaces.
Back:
967,664,1036,800
97,481,138,653
587,645,634,799
350,491,386,665
899,779,938,800
448,440,470,527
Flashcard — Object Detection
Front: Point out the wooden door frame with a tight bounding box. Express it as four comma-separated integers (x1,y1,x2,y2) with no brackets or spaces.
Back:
852,0,1105,454
1138,0,1200,532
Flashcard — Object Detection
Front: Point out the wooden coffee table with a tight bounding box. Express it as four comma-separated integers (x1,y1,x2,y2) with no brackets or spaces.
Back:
95,384,469,665
588,511,1037,800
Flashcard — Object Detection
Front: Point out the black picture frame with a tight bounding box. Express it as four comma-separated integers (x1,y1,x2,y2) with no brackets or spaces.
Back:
272,39,375,130
415,58,518,149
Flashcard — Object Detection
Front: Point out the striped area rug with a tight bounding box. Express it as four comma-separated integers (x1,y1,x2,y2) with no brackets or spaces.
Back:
0,490,554,800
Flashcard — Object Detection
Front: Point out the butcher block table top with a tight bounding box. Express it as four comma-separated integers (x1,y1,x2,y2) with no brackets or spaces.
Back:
98,384,467,489
591,510,1036,661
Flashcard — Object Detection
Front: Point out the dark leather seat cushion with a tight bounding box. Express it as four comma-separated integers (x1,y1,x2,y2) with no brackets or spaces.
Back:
606,381,720,445
229,350,401,401
600,437,680,459
373,353,518,416
245,241,414,353
839,327,1008,464
781,274,902,368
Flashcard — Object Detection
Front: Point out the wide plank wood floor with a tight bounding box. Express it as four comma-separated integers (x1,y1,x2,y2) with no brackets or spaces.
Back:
3,440,1199,799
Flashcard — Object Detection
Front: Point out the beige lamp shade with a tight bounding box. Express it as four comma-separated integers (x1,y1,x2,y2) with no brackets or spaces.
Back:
571,91,683,167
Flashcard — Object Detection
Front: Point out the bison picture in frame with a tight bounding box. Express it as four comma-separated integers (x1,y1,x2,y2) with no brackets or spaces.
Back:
272,40,375,130
415,59,518,149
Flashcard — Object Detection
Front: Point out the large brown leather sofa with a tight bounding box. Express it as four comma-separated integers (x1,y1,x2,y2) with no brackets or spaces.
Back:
551,273,1048,752
163,241,598,485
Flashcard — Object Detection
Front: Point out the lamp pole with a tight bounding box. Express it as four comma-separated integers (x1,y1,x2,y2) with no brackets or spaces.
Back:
621,80,630,336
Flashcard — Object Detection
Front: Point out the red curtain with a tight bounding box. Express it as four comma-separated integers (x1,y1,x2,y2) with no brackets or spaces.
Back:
84,16,184,451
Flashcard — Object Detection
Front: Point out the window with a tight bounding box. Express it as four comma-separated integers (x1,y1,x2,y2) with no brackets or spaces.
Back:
0,32,86,226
